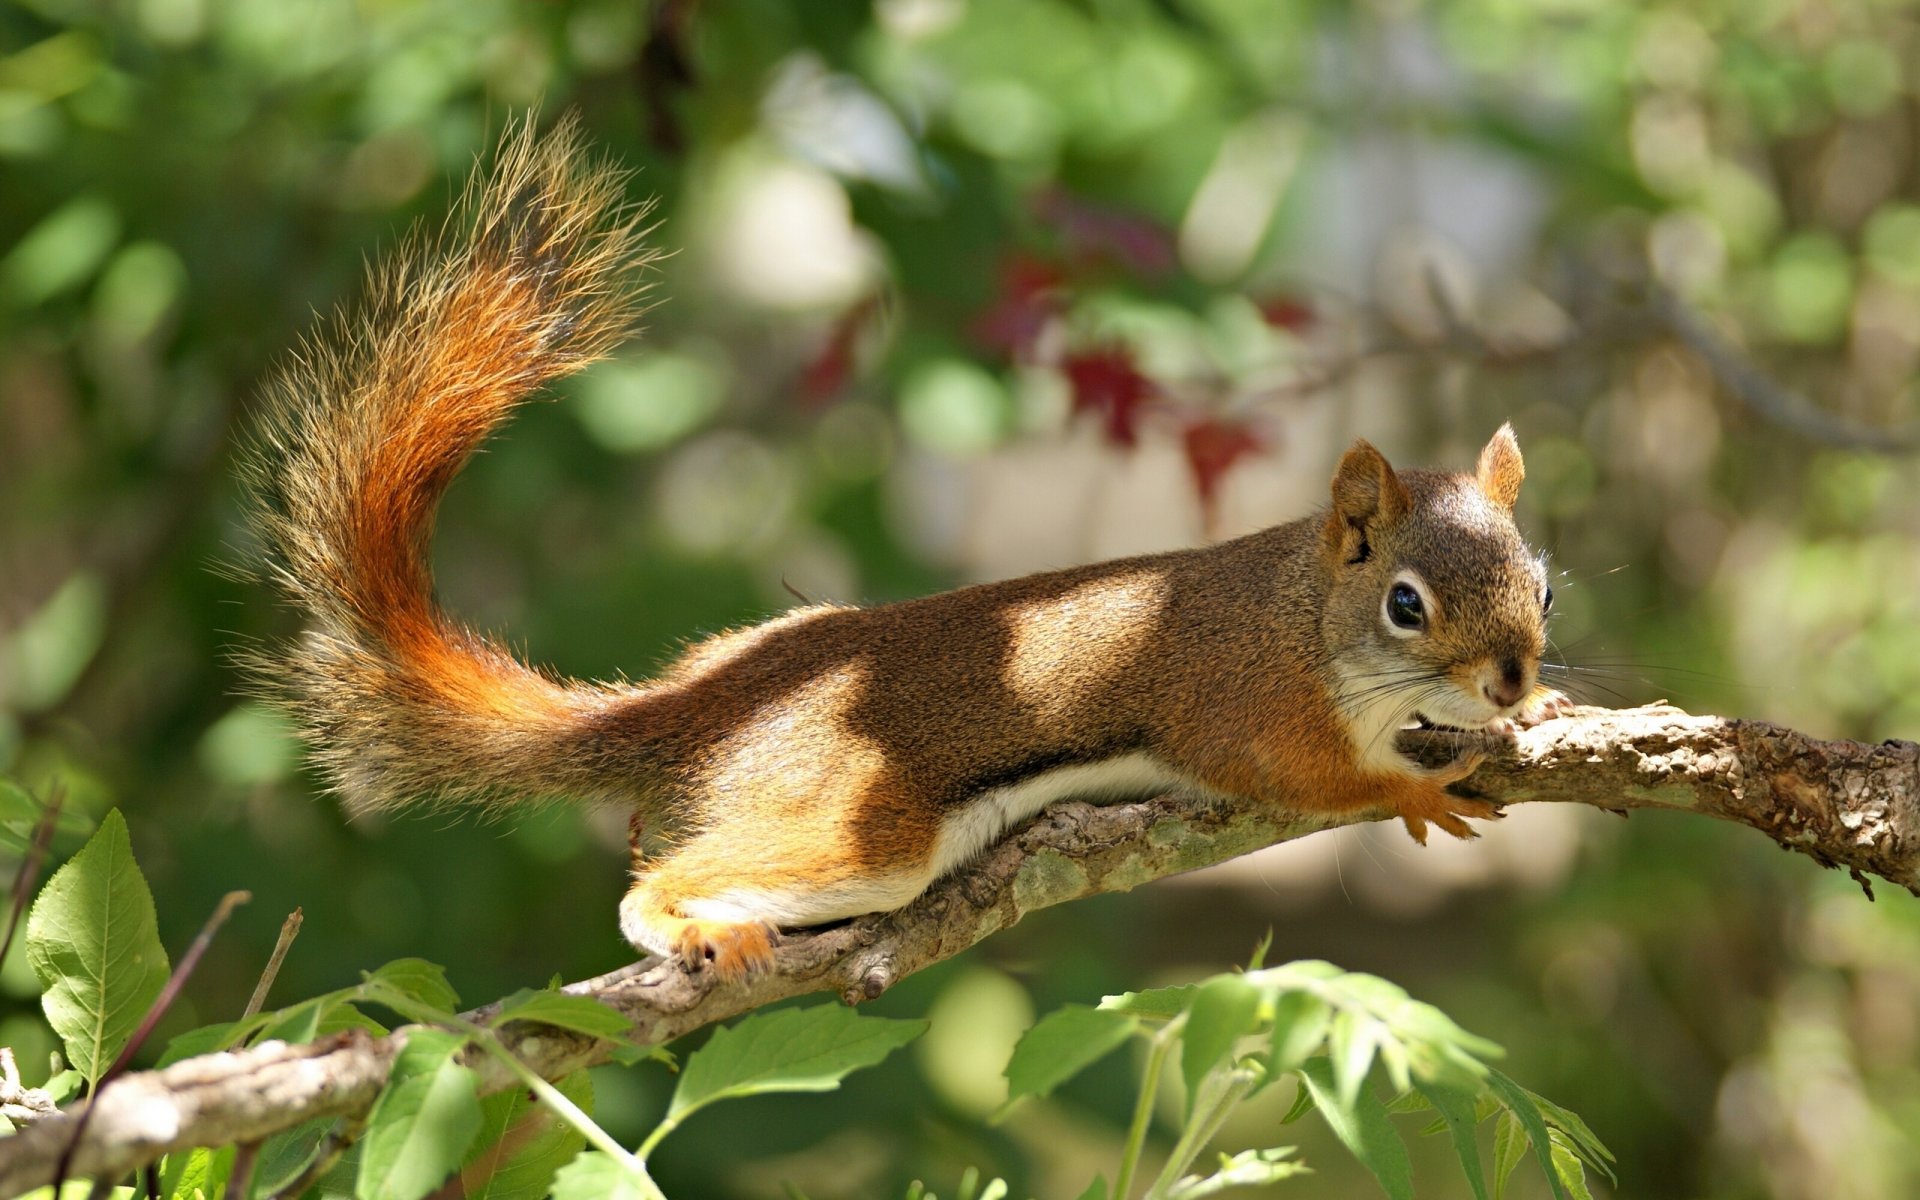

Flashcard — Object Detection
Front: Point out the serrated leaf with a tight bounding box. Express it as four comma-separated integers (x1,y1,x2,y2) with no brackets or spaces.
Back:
356,1029,482,1200
1527,1086,1615,1178
1299,1057,1412,1200
668,1005,925,1122
1266,990,1330,1077
1487,1071,1571,1200
491,989,635,1040
363,959,460,1016
1417,1082,1489,1200
25,809,170,1085
465,1070,593,1200
549,1150,651,1200
1001,1004,1137,1108
1548,1131,1595,1200
1383,1090,1432,1115
161,1144,234,1200
1181,976,1262,1109
1491,1111,1526,1200
1098,983,1196,1021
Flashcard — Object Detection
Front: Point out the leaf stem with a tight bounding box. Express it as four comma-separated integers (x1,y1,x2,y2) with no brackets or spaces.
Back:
1115,1019,1179,1200
1145,1063,1263,1200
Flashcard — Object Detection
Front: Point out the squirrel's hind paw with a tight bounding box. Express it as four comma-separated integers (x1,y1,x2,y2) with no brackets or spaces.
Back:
674,919,779,980
1398,792,1500,845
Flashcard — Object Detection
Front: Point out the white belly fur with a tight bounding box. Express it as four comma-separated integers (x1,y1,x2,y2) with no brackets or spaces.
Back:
676,752,1209,933
929,752,1209,880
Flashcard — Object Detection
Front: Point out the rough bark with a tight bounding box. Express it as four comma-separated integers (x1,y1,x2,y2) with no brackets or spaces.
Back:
1,703,1915,1197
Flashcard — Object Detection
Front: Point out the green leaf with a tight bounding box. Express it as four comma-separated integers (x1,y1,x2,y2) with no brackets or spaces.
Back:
1491,1112,1526,1200
1073,1176,1107,1200
1180,976,1262,1109
0,780,39,853
1299,1057,1412,1200
41,1069,81,1104
257,996,328,1045
355,1029,483,1200
255,1117,339,1197
466,1070,594,1200
157,1020,251,1069
490,989,635,1040
1327,1008,1381,1110
25,808,171,1085
1266,990,1330,1077
1416,1082,1489,1200
1001,1004,1137,1108
667,1005,925,1123
363,959,460,1016
1548,1132,1596,1200
1161,1147,1307,1200
1099,983,1196,1021
161,1144,234,1200
1279,1071,1319,1124
1487,1071,1571,1200
549,1150,652,1200
1525,1087,1615,1179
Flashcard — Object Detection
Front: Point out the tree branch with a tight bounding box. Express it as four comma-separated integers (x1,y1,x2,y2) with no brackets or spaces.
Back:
2,703,1915,1196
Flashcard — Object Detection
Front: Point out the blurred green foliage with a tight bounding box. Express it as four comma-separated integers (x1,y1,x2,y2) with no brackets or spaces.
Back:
4,0,1920,1196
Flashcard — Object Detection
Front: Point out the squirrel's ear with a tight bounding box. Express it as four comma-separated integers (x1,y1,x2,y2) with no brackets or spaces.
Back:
1475,423,1525,511
1324,439,1409,562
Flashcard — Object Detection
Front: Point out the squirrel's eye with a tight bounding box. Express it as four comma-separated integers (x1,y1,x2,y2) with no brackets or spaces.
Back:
1386,583,1425,630
1542,585,1554,615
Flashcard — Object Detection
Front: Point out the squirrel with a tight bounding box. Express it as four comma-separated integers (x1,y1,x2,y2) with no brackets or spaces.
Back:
243,116,1570,980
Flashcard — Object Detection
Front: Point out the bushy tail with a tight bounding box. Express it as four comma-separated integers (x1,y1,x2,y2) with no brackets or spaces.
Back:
241,114,655,814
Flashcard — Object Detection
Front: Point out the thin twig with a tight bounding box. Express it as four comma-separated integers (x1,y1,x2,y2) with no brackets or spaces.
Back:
223,1141,259,1200
243,909,304,1020
1648,284,1920,453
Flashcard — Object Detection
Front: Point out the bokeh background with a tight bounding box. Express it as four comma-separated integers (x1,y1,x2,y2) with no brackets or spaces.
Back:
5,0,1920,1196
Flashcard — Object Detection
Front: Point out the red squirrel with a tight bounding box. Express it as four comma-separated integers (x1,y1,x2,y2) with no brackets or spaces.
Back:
244,117,1568,979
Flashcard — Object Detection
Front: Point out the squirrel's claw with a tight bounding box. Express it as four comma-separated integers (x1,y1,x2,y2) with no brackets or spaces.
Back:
1515,686,1574,728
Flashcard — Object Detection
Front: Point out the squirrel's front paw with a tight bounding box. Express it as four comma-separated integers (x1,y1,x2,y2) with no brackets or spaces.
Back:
1515,686,1574,728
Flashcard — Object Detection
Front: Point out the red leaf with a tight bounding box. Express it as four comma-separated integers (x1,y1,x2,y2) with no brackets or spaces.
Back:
798,295,881,408
971,255,1065,357
1063,346,1157,449
1182,415,1265,521
1258,296,1316,332
1032,188,1177,279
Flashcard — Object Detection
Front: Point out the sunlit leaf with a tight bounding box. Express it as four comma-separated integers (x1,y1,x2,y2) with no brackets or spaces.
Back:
668,1005,925,1123
355,1029,482,1200
1001,1004,1137,1108
25,808,170,1086
1299,1057,1411,1200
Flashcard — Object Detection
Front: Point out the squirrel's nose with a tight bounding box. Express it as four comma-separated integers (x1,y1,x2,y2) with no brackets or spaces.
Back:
1482,659,1527,709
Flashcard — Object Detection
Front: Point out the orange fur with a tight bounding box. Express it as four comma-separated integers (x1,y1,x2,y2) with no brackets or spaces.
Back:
248,120,1564,979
